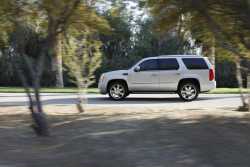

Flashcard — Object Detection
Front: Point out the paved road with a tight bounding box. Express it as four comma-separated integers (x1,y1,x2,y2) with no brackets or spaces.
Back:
0,93,249,167
0,93,242,109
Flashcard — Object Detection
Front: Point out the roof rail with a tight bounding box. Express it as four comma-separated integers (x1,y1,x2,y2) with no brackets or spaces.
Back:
158,55,199,57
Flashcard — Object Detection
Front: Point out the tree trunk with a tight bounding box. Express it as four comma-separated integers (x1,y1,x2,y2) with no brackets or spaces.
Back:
49,34,64,88
47,15,64,88
76,79,87,113
13,54,49,136
235,58,248,108
248,92,250,112
30,100,49,136
248,75,250,112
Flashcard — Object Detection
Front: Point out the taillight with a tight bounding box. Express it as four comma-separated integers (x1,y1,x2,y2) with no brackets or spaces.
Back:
209,69,215,81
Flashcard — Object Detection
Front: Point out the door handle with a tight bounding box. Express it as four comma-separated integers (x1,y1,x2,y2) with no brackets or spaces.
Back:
176,72,181,75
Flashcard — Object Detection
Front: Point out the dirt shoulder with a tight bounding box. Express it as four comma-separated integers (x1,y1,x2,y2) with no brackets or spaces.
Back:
0,105,250,167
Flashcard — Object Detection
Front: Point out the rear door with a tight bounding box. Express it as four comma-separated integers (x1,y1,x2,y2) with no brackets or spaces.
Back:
158,58,182,91
129,58,160,91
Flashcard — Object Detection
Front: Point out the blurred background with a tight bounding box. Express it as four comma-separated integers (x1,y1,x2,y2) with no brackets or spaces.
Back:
0,0,249,88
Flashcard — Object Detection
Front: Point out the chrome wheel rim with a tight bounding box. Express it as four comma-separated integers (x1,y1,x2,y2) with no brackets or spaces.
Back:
181,84,197,100
110,84,125,99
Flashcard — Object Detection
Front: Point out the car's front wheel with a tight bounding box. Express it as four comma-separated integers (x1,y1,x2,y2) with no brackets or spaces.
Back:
178,82,199,101
108,81,128,100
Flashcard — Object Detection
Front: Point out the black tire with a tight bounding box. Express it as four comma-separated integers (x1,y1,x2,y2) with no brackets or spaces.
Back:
125,92,130,97
178,82,199,101
108,81,128,100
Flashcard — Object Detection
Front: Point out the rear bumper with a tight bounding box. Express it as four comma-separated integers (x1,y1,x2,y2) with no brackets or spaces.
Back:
201,80,216,92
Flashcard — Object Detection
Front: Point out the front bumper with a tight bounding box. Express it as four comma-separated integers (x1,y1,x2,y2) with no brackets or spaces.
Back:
98,85,107,94
98,77,108,94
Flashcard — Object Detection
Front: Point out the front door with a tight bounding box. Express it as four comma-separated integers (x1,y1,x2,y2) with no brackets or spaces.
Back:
129,59,160,91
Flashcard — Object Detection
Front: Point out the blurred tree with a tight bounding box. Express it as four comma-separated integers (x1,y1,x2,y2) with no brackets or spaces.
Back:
63,30,102,113
10,24,49,136
40,0,109,87
0,0,110,87
99,4,133,70
133,19,194,58
145,0,250,109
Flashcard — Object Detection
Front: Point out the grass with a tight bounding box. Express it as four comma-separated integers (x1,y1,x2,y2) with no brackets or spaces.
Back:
0,87,99,93
207,88,250,94
0,87,249,94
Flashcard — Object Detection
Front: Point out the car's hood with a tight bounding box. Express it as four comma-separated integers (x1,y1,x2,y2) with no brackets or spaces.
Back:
105,70,128,76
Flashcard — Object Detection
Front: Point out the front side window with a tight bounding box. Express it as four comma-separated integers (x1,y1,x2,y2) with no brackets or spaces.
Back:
139,59,158,71
159,58,179,70
182,58,209,70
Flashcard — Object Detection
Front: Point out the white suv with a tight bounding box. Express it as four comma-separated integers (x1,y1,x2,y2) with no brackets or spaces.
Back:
98,55,216,101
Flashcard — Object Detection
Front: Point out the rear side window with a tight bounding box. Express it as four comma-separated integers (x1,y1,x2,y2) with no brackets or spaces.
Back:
159,58,179,70
139,59,158,71
182,58,209,70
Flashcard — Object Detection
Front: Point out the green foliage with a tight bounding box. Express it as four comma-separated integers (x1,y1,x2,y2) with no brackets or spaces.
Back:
41,0,110,35
145,0,250,60
99,5,134,71
0,0,249,89
0,87,99,93
0,0,110,87
133,19,194,57
98,3,193,74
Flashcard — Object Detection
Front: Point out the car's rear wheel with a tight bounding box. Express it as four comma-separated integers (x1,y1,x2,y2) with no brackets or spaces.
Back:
178,82,199,101
108,81,128,100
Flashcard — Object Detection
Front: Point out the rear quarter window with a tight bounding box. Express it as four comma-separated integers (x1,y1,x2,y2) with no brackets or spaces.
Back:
182,58,209,70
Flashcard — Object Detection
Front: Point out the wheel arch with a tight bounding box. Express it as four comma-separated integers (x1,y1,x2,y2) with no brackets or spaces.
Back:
177,78,201,92
107,79,129,92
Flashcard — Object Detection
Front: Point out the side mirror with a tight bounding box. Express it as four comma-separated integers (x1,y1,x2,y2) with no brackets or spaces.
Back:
134,66,141,72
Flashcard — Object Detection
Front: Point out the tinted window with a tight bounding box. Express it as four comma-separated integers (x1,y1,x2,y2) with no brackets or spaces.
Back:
182,58,208,70
139,59,158,71
159,58,179,70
